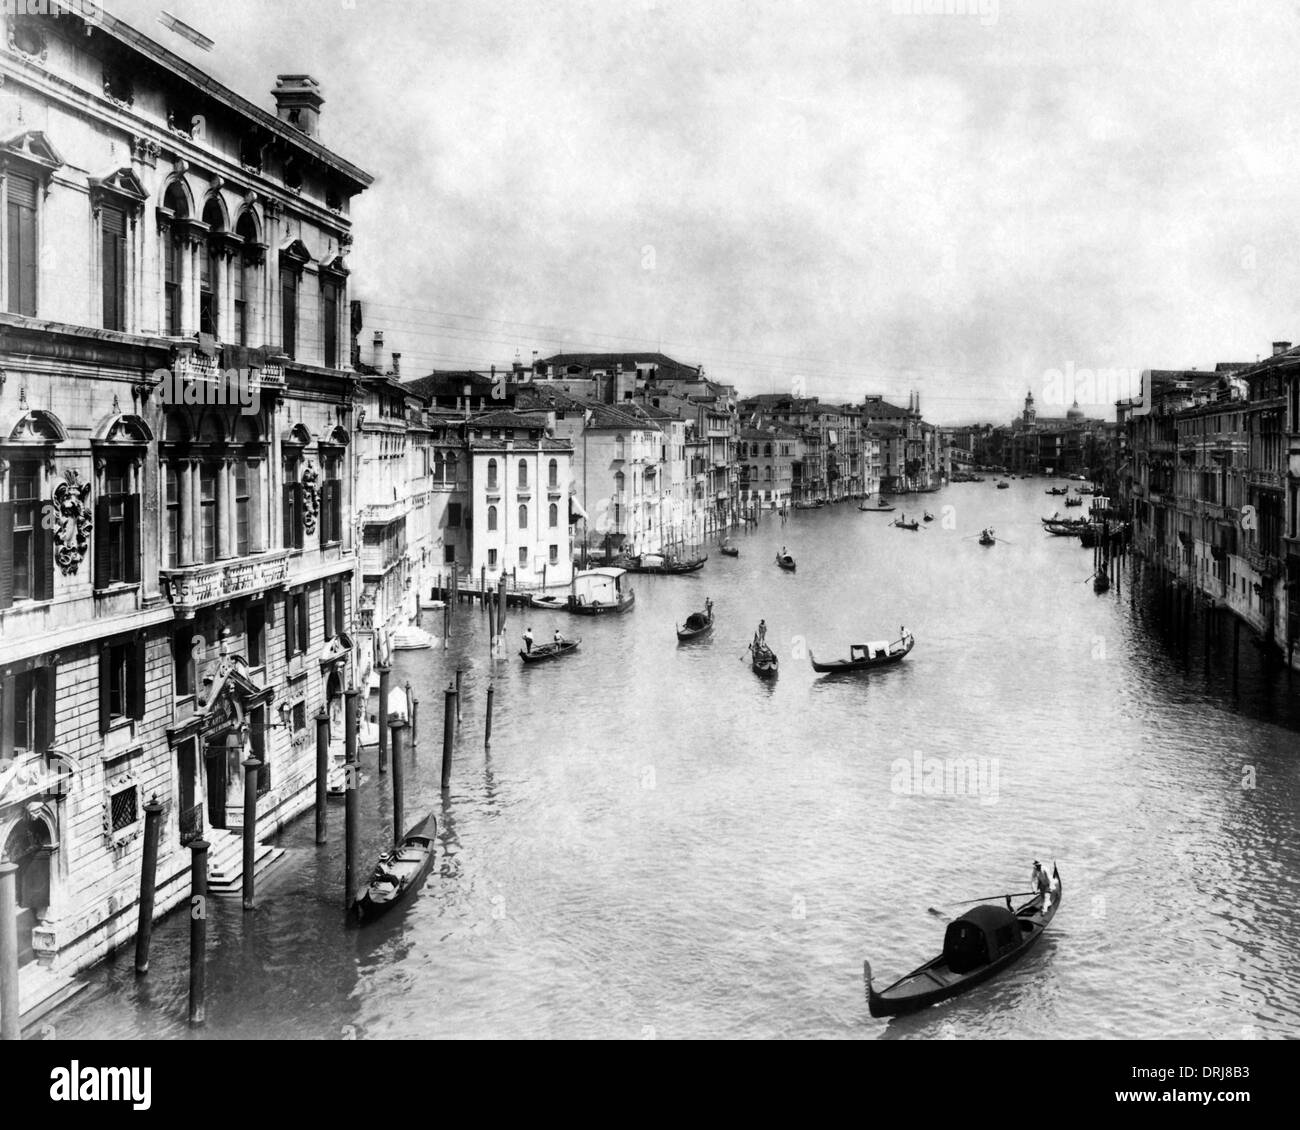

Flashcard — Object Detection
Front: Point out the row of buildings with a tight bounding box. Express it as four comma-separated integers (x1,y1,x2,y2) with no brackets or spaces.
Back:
944,392,1118,479
1117,344,1300,665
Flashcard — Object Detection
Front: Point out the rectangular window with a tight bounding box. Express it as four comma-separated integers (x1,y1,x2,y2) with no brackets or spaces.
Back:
102,202,127,331
247,604,266,667
519,546,528,567
199,242,218,337
94,460,141,588
283,476,304,549
488,548,498,568
99,638,145,732
5,171,38,316
280,266,297,358
447,502,462,528
165,463,180,568
173,628,195,697
234,257,247,345
165,232,183,335
1,460,52,607
110,785,139,833
292,701,307,734
322,278,338,368
2,667,54,758
444,544,456,564
323,579,336,641
200,462,217,563
549,544,558,565
235,460,250,556
295,591,308,654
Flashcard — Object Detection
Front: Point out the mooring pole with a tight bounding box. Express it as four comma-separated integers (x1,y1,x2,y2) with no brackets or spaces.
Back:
315,710,330,844
241,758,261,911
344,686,360,910
188,838,209,1027
133,797,165,974
391,718,408,846
485,681,495,748
456,666,463,726
377,664,391,775
442,682,456,791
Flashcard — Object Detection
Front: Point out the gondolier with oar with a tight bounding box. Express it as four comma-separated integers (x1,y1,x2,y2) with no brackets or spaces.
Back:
523,626,534,654
1031,860,1049,897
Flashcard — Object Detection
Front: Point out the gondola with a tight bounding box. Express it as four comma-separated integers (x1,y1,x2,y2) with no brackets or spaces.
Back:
519,636,581,662
720,544,740,557
1093,572,1110,593
676,600,714,642
892,518,920,531
1064,496,1083,508
923,512,934,522
567,568,636,614
859,502,895,512
996,481,1010,489
1045,486,1069,495
775,552,797,571
979,528,996,546
809,631,914,672
353,815,438,924
619,552,707,575
864,865,1062,1017
750,639,779,676
1042,521,1083,537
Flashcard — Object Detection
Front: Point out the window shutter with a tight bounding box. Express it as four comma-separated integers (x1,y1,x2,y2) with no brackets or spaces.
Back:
284,592,296,658
293,483,304,548
36,513,54,601
126,494,142,582
37,667,56,753
0,500,13,610
282,482,294,549
334,580,345,637
94,494,112,589
98,649,112,733
322,581,334,640
130,638,147,719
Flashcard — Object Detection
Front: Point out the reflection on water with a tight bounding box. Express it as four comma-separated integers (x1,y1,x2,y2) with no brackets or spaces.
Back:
46,481,1300,1039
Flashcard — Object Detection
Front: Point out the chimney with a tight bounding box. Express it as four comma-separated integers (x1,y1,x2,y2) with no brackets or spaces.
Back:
391,352,401,377
372,330,384,371
1273,341,1291,356
272,74,324,137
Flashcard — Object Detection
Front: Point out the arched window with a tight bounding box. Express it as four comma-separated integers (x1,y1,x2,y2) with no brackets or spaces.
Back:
235,211,259,345
445,451,457,485
200,199,224,337
548,458,558,489
162,182,189,335
487,458,497,489
614,470,625,495
549,502,558,528
518,504,528,529
615,434,625,460
487,505,497,531
518,459,528,488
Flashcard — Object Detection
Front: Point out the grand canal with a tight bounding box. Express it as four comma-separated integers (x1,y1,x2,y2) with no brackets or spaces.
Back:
43,479,1300,1039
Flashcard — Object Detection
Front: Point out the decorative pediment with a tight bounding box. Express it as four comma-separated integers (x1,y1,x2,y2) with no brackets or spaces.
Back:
279,238,312,271
320,253,350,281
89,167,149,214
319,632,353,670
197,655,274,736
284,422,313,447
91,412,153,444
2,129,63,172
5,408,67,443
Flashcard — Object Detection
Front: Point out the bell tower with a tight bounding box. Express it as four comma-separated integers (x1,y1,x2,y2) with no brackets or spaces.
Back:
1023,389,1036,428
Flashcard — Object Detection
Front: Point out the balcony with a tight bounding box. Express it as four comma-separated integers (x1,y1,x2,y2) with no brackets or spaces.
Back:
1247,468,1285,490
161,549,292,616
360,499,410,524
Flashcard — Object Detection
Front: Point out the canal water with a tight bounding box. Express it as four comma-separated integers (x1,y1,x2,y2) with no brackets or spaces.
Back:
44,479,1300,1039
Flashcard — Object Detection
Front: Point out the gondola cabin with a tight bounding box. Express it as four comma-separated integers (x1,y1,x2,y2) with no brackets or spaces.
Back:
943,904,1025,973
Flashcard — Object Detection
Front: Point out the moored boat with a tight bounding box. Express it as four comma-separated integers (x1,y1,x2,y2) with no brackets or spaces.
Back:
353,815,438,924
676,599,714,642
809,630,914,673
619,552,707,575
864,864,1062,1017
519,636,581,662
567,568,635,614
1064,496,1083,508
529,593,567,610
1093,571,1110,594
390,624,436,650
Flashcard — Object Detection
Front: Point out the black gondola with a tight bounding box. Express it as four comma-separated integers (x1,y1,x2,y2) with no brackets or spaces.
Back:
864,865,1062,1017
519,636,581,663
353,815,437,924
750,638,778,675
893,518,920,531
776,552,797,572
720,544,740,557
809,631,914,672
676,599,714,642
618,552,707,575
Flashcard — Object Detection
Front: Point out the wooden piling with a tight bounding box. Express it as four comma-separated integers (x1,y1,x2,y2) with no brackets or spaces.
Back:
133,797,164,974
377,665,391,774
344,687,360,910
315,710,330,844
390,718,408,847
1233,617,1241,693
242,758,261,910
188,838,209,1027
442,682,456,791
485,681,495,748
0,863,20,1040
443,599,450,647
456,667,463,726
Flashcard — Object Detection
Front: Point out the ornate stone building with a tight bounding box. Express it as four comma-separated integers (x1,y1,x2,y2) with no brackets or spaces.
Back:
0,5,370,1022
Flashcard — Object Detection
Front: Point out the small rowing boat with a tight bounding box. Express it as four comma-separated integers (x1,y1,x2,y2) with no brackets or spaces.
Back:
750,638,778,676
996,481,1010,489
864,864,1062,1017
809,631,914,673
860,501,895,512
775,552,797,572
720,544,740,557
892,518,920,531
353,815,438,924
979,528,996,546
676,599,714,642
519,636,581,663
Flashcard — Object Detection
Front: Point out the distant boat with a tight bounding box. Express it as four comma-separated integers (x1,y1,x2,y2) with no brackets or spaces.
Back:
923,511,934,522
1064,496,1083,508
809,631,914,673
529,593,567,610
720,544,740,557
1093,572,1111,594
1042,520,1084,537
864,865,1062,1017
749,638,779,676
775,552,797,572
390,625,436,650
676,600,714,642
353,814,437,924
1045,486,1069,495
979,528,996,546
618,552,707,575
519,636,581,663
892,518,920,531
996,482,1010,490
860,498,895,512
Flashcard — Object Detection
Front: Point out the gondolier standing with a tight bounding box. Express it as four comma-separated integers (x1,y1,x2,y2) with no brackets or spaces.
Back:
523,626,534,654
758,619,767,644
553,628,565,646
1031,861,1048,896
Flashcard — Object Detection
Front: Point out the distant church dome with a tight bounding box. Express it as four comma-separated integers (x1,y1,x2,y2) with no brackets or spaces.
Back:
1067,399,1084,421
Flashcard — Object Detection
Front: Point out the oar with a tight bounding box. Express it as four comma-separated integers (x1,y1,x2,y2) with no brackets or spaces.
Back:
927,891,1036,916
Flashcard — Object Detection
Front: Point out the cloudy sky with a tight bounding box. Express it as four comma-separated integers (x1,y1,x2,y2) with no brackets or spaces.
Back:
107,0,1300,422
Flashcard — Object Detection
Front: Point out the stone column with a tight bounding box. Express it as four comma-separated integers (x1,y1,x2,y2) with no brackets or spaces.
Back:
216,455,232,560
182,457,198,566
247,456,264,554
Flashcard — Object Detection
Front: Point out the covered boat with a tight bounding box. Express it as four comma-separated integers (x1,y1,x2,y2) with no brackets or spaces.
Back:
864,865,1062,1017
621,552,707,575
775,552,797,571
750,639,779,676
567,568,635,614
520,636,581,663
809,630,914,672
353,815,438,924
720,544,740,557
676,599,714,642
